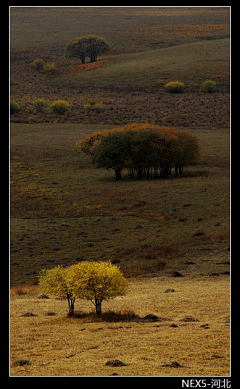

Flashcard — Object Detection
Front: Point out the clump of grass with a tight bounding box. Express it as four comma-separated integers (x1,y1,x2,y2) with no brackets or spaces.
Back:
102,308,136,322
69,308,136,322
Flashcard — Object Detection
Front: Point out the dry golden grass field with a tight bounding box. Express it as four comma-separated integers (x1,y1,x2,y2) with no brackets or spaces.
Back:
10,6,230,378
10,276,230,377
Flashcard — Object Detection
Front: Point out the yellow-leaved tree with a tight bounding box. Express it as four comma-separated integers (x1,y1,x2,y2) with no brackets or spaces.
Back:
39,261,128,317
66,261,128,316
38,265,77,316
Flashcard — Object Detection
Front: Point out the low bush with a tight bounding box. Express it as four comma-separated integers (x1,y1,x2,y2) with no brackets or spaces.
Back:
43,62,56,74
83,99,104,113
50,100,70,115
164,81,185,93
10,100,20,114
31,58,45,70
33,99,49,112
201,80,216,93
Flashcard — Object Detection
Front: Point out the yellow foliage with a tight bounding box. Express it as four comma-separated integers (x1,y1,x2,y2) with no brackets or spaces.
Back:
39,261,128,316
66,260,128,302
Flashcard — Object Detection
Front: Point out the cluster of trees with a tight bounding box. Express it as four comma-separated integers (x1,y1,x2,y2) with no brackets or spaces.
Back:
76,123,200,180
65,35,110,64
39,261,128,317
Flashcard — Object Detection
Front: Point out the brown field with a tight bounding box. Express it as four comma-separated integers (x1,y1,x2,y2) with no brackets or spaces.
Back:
10,6,230,377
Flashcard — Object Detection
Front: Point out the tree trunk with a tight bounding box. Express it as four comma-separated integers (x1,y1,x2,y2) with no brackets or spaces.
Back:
175,166,178,177
137,167,143,179
67,296,75,317
114,167,122,180
95,297,102,316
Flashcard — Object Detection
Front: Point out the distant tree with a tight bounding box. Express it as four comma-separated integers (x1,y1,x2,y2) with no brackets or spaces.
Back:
65,37,88,64
65,35,109,64
66,261,128,316
38,266,76,316
85,35,110,62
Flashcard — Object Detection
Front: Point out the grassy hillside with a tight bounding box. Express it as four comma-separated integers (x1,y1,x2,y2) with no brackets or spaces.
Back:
10,123,230,286
58,38,229,90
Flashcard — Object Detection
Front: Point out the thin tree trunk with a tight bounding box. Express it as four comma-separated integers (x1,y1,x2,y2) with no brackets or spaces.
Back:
67,296,75,316
95,297,102,316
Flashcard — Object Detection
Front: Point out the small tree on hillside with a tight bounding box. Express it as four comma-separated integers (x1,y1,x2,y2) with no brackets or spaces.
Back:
65,37,88,64
38,266,76,316
85,35,110,62
65,35,110,63
66,261,128,316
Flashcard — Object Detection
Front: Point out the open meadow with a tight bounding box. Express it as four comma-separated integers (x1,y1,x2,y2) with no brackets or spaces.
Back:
10,7,230,377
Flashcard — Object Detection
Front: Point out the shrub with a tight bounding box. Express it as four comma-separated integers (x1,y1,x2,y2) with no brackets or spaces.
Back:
83,99,104,113
33,99,49,112
31,58,45,70
43,62,56,74
10,100,20,114
50,100,70,115
201,80,216,93
164,81,185,93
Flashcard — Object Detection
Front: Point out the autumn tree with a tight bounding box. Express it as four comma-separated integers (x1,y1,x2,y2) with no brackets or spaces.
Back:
65,35,109,64
66,261,128,316
77,123,200,180
38,266,76,316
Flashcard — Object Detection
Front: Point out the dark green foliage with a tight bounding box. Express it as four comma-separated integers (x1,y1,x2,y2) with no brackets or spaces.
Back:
90,124,200,180
65,35,110,64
